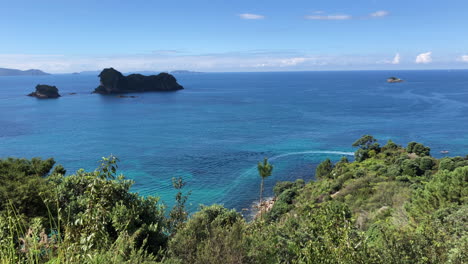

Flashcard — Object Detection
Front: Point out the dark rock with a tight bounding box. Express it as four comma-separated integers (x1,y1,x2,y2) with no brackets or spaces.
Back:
68,92,77,95
387,77,404,83
116,95,138,98
28,84,61,99
93,68,183,94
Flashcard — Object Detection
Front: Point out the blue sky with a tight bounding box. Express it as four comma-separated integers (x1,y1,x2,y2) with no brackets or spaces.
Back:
1,0,467,72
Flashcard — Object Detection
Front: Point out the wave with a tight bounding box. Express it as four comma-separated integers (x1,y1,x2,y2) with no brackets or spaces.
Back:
222,150,355,202
269,150,354,161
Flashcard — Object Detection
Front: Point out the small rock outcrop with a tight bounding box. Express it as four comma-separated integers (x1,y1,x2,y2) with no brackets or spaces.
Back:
28,84,61,98
387,77,404,83
93,68,183,94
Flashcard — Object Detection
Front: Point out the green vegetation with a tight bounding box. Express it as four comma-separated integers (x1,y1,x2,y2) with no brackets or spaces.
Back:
257,158,273,205
0,136,467,263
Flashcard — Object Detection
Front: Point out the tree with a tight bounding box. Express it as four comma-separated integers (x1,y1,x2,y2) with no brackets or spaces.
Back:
169,177,191,233
352,135,380,162
258,158,273,205
316,158,334,179
406,142,431,156
352,135,378,150
0,157,57,219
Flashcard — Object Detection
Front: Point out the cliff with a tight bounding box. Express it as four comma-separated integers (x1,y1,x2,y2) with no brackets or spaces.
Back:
93,68,183,94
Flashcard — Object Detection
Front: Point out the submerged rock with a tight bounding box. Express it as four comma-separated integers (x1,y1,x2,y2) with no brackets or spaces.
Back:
116,95,138,98
93,68,183,94
28,84,61,98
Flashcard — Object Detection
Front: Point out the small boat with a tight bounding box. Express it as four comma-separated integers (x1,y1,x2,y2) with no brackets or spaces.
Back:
440,150,449,154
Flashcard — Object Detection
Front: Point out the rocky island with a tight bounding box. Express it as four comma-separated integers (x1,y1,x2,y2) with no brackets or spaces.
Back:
387,76,404,83
93,68,183,94
27,84,61,98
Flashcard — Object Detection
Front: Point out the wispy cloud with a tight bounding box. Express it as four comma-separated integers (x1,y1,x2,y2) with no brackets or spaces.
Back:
0,52,380,73
305,14,352,20
3,51,461,73
238,13,265,20
459,55,468,62
415,52,432,64
377,53,401,65
151,49,183,55
305,10,389,20
370,10,389,18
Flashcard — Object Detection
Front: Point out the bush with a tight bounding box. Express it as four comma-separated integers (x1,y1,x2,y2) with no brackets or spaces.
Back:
315,159,333,179
168,204,243,263
0,157,58,220
407,142,431,156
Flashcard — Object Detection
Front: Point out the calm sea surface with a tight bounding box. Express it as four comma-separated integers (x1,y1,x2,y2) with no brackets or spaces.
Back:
1,70,467,212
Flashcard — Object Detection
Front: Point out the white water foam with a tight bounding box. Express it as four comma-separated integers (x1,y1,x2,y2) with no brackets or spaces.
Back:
269,150,354,161
224,150,355,201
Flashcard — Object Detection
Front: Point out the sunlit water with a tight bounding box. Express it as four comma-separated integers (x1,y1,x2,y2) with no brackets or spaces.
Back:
1,70,467,213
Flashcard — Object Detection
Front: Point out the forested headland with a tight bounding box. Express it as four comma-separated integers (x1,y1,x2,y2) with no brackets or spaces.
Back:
0,136,466,263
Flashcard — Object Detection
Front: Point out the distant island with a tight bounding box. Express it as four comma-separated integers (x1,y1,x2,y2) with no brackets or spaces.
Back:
0,67,50,76
93,68,184,94
387,76,404,83
27,84,61,98
170,70,202,74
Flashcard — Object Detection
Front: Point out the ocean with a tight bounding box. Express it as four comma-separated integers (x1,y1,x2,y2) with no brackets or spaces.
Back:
1,70,467,212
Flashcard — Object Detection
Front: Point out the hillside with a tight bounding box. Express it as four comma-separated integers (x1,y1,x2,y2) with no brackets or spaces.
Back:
0,68,50,76
0,136,466,263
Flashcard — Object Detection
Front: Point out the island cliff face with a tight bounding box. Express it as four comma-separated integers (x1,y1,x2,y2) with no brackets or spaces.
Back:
93,68,183,94
28,84,61,98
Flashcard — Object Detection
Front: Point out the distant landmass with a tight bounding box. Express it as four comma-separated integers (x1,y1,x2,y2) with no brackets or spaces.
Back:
170,70,202,74
93,68,184,94
0,68,50,76
75,70,101,75
68,70,202,76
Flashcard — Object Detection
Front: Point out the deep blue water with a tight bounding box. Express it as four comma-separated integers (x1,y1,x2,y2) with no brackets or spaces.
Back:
1,70,467,213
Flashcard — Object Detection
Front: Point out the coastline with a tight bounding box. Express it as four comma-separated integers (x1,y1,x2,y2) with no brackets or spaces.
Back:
244,196,276,220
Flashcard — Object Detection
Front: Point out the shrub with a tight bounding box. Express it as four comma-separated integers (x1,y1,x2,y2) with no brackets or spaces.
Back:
315,159,333,179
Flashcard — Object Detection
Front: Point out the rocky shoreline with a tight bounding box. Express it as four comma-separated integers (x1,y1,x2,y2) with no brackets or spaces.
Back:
247,197,276,220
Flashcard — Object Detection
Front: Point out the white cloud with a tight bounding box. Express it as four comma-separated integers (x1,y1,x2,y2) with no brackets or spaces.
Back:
305,10,389,20
279,57,309,66
4,51,454,73
238,13,265,20
392,53,401,64
370,10,389,18
305,14,352,20
0,53,320,73
415,52,432,64
459,55,468,62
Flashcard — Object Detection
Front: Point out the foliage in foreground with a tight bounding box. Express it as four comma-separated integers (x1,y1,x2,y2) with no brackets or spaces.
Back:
0,136,467,263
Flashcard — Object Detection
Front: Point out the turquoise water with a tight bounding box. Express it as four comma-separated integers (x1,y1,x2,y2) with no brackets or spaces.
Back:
1,70,468,212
